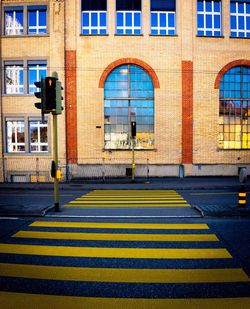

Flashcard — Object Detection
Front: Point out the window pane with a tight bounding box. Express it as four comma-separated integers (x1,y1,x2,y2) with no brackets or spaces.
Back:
104,65,154,149
116,0,141,11
5,65,24,94
82,0,107,10
29,121,48,152
6,121,25,152
198,14,204,28
5,9,24,35
151,0,175,11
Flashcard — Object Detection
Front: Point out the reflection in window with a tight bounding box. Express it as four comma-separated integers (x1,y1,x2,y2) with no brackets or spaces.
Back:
29,121,48,152
197,0,221,36
104,64,154,149
28,62,47,94
4,7,24,35
230,1,250,38
6,121,25,152
5,64,24,94
28,6,47,34
219,66,250,149
116,0,141,34
81,0,107,34
151,0,176,35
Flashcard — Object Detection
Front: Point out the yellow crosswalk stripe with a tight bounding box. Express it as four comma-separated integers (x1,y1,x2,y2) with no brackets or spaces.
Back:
30,222,210,230
76,197,184,200
64,190,190,208
0,263,248,283
1,292,250,309
12,230,219,242
0,243,232,259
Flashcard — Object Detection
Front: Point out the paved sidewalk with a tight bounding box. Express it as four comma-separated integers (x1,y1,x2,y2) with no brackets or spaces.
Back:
0,177,249,218
0,176,249,191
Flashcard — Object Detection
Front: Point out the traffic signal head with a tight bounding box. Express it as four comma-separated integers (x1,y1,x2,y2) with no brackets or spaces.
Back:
45,77,57,112
55,80,64,114
131,121,136,138
34,78,46,121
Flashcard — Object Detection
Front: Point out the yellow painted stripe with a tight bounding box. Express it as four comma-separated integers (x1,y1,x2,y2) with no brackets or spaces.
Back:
86,194,182,196
238,200,246,204
64,203,190,208
0,263,248,283
1,292,250,309
0,244,232,259
77,197,184,200
69,200,188,204
91,190,176,193
13,231,219,242
30,222,209,230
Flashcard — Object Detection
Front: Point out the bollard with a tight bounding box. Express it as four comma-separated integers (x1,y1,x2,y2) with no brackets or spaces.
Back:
238,184,247,208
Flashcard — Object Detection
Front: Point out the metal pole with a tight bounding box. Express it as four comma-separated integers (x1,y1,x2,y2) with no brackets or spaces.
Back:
132,137,135,182
53,113,59,212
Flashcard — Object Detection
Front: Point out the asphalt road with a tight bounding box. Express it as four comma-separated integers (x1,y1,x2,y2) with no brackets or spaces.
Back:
0,188,249,307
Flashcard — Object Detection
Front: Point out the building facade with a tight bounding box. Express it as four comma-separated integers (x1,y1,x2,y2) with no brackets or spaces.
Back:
0,0,250,182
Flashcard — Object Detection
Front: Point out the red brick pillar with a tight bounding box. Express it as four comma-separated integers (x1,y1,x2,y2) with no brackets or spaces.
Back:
182,61,193,164
65,50,77,164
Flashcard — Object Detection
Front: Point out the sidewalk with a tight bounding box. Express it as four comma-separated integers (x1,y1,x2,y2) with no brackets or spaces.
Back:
0,177,249,218
0,176,249,191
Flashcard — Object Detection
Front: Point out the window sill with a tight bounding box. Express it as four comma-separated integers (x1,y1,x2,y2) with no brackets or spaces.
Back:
114,34,143,36
4,152,50,156
229,36,250,40
149,34,178,37
196,35,224,38
80,34,109,37
1,34,49,38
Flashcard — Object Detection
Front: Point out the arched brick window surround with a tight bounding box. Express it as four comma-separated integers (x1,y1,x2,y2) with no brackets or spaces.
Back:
99,58,160,88
214,60,250,89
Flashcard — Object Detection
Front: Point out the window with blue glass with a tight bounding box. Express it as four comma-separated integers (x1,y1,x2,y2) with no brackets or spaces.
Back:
4,6,24,35
197,0,221,36
151,0,176,35
219,66,250,149
116,0,141,35
230,1,250,37
4,5,47,35
81,0,107,34
104,65,154,149
28,6,47,34
28,61,47,94
4,60,47,95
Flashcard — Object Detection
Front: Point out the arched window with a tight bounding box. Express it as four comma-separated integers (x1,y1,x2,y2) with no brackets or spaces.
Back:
104,64,154,149
219,66,250,149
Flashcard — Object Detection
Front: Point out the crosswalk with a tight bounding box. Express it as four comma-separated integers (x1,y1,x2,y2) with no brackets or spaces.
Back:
0,220,250,308
64,190,190,208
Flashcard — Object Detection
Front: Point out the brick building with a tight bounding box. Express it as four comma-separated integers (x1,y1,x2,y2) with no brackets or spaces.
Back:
0,0,250,182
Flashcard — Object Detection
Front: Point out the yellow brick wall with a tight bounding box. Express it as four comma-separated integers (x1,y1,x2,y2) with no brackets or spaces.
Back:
1,0,250,181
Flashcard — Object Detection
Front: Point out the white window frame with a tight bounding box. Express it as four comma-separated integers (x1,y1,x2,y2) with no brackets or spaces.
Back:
230,1,250,37
82,10,107,34
5,64,24,94
5,9,24,35
6,120,25,153
197,0,222,36
29,120,48,153
151,11,176,35
28,8,47,34
116,11,141,35
28,63,47,94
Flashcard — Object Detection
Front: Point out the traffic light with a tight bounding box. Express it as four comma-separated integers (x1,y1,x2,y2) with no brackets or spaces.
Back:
55,80,64,114
131,121,136,138
34,75,63,116
45,76,57,112
34,78,45,111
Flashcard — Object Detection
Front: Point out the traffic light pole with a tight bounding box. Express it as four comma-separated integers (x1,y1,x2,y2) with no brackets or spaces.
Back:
53,113,59,212
131,137,135,183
